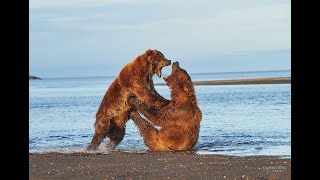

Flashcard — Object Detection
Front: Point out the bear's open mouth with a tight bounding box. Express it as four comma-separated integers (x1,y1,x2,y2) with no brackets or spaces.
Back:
156,67,163,78
155,60,171,78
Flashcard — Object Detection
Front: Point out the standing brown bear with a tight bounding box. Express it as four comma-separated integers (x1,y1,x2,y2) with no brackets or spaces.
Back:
87,49,171,150
129,62,202,151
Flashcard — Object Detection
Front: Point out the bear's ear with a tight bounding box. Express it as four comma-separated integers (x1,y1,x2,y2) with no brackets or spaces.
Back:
145,49,153,56
146,49,156,62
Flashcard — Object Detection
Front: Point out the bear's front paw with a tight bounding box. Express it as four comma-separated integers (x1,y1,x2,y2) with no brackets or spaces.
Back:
128,96,138,106
127,93,136,99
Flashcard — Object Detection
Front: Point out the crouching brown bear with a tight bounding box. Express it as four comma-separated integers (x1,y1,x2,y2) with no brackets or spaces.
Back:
129,61,202,151
87,49,171,150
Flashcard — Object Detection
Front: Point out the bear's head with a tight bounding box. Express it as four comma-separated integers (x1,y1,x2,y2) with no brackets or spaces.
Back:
163,61,195,98
145,49,171,78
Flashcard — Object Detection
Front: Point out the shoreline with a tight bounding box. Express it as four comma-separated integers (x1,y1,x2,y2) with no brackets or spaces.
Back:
29,152,291,179
155,77,291,86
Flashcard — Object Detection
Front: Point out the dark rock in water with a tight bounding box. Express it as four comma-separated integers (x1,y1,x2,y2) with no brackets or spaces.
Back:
29,75,41,80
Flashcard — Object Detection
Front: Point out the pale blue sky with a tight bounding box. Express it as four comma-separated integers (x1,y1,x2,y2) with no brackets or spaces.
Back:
29,0,291,78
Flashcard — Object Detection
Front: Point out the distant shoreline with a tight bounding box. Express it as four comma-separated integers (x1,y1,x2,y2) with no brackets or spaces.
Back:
155,77,291,86
29,70,291,79
29,75,41,80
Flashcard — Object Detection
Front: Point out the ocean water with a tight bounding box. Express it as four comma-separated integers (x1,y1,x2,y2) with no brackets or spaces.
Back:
29,70,291,157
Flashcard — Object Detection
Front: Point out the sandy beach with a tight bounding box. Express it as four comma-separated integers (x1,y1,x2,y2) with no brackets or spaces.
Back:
29,152,290,179
155,77,291,86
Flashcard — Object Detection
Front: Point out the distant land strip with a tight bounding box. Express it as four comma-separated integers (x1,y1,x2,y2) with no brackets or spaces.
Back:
29,75,41,80
155,77,291,86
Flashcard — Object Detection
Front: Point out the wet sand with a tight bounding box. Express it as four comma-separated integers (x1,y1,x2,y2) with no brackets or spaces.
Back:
155,77,291,86
29,152,291,179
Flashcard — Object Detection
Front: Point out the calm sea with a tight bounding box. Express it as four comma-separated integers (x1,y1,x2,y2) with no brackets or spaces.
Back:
29,70,291,157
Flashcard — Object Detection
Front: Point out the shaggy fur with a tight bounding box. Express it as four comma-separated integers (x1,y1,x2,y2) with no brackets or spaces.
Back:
129,62,202,151
87,49,171,150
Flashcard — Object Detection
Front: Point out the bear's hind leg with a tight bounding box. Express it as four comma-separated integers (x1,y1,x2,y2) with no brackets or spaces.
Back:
87,115,111,150
106,124,126,149
105,113,129,149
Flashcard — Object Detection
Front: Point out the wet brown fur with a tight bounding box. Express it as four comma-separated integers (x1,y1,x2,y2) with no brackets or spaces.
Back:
87,49,171,150
129,62,202,151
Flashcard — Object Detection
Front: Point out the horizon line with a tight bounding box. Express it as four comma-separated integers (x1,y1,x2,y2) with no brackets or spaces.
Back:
33,69,291,80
